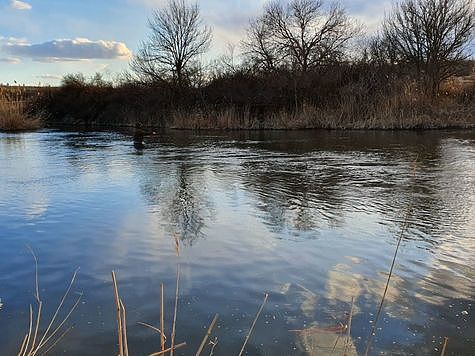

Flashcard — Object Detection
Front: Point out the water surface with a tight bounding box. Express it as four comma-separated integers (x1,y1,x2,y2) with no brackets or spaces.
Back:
0,129,474,355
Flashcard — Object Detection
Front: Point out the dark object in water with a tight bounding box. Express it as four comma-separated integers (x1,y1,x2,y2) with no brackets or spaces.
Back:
133,123,146,149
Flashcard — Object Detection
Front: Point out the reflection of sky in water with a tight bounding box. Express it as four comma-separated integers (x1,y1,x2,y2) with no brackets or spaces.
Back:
0,130,473,355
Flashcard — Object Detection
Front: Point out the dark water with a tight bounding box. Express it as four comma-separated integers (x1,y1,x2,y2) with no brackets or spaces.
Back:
0,130,474,355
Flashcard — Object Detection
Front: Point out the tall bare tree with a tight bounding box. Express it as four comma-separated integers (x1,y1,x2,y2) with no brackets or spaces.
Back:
242,16,282,71
383,0,475,93
131,0,212,85
261,0,359,72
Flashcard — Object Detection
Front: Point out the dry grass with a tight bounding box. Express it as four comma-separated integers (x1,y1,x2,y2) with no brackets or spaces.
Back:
169,80,475,130
0,87,42,132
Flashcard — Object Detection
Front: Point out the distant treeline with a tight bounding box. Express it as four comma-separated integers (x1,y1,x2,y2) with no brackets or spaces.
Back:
34,0,475,130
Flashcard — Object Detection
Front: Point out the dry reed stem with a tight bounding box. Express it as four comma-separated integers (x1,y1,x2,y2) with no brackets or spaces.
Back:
238,293,269,356
18,334,28,356
19,248,80,356
441,337,449,356
344,297,354,356
19,306,33,356
26,246,40,301
33,269,81,354
30,301,42,352
112,271,124,356
195,313,219,356
149,342,186,356
137,322,167,341
160,283,165,352
170,265,180,356
364,204,413,356
120,299,129,356
33,293,82,354
41,325,73,356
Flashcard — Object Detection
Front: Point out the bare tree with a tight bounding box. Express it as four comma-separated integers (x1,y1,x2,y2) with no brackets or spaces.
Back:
262,0,359,72
242,16,282,71
383,0,475,93
131,0,212,85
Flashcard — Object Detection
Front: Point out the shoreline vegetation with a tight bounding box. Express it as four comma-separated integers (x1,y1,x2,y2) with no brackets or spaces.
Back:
2,0,475,132
0,87,42,132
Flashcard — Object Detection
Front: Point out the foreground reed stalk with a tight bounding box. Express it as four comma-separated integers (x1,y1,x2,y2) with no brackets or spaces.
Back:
19,248,81,356
238,293,269,356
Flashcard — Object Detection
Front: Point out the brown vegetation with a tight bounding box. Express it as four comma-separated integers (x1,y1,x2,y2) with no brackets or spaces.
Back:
36,63,475,130
0,87,43,132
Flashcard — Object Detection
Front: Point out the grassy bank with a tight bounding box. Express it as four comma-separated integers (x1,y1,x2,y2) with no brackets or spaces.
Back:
35,64,475,130
0,87,43,132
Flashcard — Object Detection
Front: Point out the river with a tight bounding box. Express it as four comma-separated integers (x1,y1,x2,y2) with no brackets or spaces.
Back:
0,129,474,355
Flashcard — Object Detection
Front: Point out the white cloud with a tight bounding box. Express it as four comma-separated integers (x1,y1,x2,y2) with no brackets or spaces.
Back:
3,38,133,62
0,57,21,63
10,0,32,10
36,74,62,80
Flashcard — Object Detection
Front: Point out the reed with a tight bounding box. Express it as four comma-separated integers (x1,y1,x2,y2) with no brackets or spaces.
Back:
0,87,42,131
18,248,81,356
238,293,269,356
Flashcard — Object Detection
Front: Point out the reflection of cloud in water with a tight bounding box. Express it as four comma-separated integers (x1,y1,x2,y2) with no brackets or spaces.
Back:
325,262,405,317
24,188,49,219
415,234,475,305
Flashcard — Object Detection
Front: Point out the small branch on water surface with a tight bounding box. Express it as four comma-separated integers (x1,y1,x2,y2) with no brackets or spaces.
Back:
195,313,219,356
238,293,269,356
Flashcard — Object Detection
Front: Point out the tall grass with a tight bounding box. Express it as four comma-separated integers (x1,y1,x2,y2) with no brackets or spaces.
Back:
0,87,42,132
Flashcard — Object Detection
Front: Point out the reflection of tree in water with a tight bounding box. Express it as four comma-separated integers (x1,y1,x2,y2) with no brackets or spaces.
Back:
241,158,347,233
140,159,215,245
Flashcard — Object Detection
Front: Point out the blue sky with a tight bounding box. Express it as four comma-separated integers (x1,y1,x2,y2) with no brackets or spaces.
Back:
0,0,391,85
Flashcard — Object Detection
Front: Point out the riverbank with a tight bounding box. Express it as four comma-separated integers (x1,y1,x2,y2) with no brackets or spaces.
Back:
23,65,475,131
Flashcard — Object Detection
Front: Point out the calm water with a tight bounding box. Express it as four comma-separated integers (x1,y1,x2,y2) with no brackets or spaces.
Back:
0,130,474,355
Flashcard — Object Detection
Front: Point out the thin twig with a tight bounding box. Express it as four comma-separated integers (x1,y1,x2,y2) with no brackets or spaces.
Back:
138,322,167,341
160,283,165,352
35,268,80,351
26,245,40,302
149,342,187,356
344,297,355,356
18,334,28,356
112,271,124,356
238,293,269,356
441,337,449,356
170,265,180,356
20,305,33,356
32,293,82,354
364,205,412,356
30,301,43,352
196,314,219,356
39,325,73,356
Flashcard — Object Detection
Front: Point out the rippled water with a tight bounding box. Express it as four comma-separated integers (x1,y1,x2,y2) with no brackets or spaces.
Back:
0,130,474,355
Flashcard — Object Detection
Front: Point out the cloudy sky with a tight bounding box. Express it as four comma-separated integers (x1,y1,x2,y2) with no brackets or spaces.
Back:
0,0,391,85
